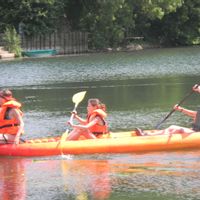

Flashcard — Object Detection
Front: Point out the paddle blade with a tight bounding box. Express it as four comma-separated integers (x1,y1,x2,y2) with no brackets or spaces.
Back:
72,91,87,108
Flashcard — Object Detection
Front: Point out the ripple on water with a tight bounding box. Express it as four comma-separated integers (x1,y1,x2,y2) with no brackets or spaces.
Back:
0,47,200,87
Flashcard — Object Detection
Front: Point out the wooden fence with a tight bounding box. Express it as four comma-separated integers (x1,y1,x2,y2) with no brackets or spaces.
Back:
0,32,88,55
21,31,88,54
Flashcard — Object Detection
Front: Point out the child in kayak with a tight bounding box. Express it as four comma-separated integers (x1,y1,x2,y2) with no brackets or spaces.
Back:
67,98,108,140
135,84,200,136
0,89,24,144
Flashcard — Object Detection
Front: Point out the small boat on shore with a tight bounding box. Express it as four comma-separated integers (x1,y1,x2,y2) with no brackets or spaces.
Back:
22,49,57,57
0,130,200,157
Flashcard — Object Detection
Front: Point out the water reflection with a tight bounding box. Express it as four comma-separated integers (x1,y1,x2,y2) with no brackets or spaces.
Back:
59,151,200,200
0,158,26,200
61,160,111,200
1,151,200,200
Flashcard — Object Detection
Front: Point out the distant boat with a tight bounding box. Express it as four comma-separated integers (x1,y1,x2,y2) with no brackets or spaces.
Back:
22,49,57,57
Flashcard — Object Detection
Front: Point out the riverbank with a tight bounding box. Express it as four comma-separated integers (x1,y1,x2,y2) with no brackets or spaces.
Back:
89,41,162,53
2,42,199,60
109,42,161,52
90,43,200,54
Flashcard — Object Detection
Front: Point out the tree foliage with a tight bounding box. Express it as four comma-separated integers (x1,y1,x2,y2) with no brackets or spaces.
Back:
0,0,199,48
0,0,65,35
78,0,134,48
150,0,200,45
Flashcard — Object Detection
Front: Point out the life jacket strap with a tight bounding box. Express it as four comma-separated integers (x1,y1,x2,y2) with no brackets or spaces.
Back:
2,134,8,144
0,124,19,129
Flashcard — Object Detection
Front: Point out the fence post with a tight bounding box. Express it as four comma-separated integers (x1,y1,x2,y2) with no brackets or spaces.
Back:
21,31,88,54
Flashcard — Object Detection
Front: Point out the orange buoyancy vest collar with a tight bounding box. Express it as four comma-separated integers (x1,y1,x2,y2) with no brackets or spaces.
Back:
0,100,23,135
87,109,108,133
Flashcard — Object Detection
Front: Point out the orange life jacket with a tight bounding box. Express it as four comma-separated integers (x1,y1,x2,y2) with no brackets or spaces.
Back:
0,99,23,135
87,109,108,134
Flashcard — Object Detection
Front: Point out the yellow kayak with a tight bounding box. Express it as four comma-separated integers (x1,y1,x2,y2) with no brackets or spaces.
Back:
0,130,200,157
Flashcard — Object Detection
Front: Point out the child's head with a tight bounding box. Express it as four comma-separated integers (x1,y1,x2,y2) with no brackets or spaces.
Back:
87,98,106,113
0,89,13,105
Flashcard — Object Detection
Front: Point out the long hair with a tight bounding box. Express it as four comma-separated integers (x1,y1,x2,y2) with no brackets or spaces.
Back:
0,89,13,101
88,98,106,111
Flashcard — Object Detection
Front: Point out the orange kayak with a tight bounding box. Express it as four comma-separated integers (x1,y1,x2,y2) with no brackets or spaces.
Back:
0,130,200,157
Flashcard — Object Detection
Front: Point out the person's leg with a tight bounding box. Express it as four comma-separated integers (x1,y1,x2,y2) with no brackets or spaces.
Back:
135,125,193,137
67,128,82,140
135,128,164,136
0,134,7,144
0,134,15,144
162,125,193,135
81,131,96,139
67,128,96,140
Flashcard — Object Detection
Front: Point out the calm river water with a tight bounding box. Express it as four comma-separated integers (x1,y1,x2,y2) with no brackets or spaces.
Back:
0,47,200,200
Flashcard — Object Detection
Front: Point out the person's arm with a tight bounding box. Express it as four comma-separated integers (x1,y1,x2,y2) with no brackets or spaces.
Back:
193,84,200,93
73,114,87,124
174,104,196,118
69,117,99,130
10,109,24,145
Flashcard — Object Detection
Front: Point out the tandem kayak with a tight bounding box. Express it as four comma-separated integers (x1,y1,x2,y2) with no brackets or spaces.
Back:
0,130,200,157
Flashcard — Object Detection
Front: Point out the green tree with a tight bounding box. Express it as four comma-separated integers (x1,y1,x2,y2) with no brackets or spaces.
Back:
0,0,198,48
0,0,65,35
130,0,183,40
79,0,134,49
73,0,184,48
150,0,200,45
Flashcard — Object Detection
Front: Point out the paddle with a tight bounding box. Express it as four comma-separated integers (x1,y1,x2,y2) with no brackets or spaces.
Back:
69,91,87,124
155,84,199,129
60,91,87,140
58,91,87,154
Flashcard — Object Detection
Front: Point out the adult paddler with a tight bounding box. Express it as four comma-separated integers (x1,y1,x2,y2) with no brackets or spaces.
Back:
0,89,24,144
